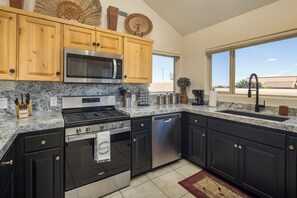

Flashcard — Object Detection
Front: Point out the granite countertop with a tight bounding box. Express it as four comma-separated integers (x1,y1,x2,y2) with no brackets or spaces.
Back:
117,104,297,133
0,112,64,161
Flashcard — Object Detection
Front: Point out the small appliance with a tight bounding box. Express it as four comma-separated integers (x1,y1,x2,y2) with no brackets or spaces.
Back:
192,90,204,105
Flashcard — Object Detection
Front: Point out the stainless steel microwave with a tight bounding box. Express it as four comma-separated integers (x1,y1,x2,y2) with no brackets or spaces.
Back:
64,48,123,83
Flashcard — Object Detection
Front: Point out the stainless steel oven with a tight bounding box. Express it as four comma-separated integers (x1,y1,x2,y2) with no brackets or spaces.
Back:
64,48,123,84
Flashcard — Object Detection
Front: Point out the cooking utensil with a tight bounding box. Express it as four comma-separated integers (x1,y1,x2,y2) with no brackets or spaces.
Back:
21,94,24,104
26,93,30,105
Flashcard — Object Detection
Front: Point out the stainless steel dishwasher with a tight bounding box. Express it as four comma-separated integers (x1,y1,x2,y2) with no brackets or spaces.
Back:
152,113,181,168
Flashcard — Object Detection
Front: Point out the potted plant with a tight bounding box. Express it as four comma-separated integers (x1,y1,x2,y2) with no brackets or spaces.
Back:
177,77,191,104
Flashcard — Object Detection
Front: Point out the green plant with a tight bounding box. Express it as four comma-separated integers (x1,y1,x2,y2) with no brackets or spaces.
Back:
177,77,191,89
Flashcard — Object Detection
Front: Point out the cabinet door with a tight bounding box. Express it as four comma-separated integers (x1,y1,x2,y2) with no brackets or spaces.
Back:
207,130,239,184
18,16,62,81
0,143,15,198
131,130,152,177
124,38,152,83
188,125,206,167
0,11,17,80
64,25,96,51
239,139,285,198
287,136,297,198
24,147,63,198
96,32,123,54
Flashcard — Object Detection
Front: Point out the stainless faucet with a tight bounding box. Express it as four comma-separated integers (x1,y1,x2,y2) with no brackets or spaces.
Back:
248,73,265,112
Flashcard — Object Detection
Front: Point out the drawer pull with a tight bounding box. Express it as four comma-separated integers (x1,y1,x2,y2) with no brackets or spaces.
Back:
202,134,206,137
234,144,238,148
41,140,46,145
238,145,242,149
141,124,144,127
133,138,136,142
1,160,13,166
289,145,295,150
194,120,198,123
55,156,60,161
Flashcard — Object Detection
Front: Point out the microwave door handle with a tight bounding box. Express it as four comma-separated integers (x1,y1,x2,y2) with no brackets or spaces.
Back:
113,59,117,79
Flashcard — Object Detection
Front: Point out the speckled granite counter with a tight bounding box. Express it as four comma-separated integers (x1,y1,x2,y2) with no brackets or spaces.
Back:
118,104,297,134
0,112,64,160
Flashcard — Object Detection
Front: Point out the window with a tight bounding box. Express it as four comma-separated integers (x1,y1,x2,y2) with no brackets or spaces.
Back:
149,54,176,93
210,36,297,96
211,51,230,92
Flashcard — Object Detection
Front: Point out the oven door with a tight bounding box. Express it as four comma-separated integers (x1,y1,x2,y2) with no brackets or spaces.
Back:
65,127,130,191
64,48,123,84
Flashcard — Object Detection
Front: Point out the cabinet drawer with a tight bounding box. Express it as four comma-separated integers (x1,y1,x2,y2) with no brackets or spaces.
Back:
189,114,207,128
24,132,61,153
132,117,151,131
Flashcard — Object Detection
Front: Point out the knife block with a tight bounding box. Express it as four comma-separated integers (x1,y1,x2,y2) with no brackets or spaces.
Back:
15,100,32,118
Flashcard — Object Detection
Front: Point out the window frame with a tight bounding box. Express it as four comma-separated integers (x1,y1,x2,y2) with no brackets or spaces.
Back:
208,30,297,98
150,52,179,93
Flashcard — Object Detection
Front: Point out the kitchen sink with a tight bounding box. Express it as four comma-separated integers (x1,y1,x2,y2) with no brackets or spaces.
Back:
218,110,289,122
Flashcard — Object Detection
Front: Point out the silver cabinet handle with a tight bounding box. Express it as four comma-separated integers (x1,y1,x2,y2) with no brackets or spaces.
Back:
234,144,238,148
133,138,136,142
55,155,60,161
194,120,198,123
289,145,295,150
141,124,144,127
1,160,13,166
238,145,242,149
202,134,206,137
41,140,46,145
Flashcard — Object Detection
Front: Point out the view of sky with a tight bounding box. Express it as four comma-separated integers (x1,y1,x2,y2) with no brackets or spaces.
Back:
152,55,174,82
212,37,297,87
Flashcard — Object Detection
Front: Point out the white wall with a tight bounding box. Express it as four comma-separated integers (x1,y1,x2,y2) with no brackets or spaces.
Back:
182,0,297,107
0,0,183,55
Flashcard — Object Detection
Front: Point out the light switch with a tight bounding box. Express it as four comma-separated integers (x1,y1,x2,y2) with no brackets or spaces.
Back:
0,98,8,109
50,97,58,107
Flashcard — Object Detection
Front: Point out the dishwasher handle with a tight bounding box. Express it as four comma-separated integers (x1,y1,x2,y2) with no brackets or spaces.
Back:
152,113,181,121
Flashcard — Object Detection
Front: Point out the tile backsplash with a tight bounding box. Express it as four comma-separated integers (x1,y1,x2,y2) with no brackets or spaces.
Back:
0,81,148,115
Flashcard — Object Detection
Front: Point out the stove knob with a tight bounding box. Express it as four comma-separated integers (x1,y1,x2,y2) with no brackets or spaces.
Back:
76,129,80,134
120,122,124,127
100,125,104,130
86,128,89,132
112,123,117,128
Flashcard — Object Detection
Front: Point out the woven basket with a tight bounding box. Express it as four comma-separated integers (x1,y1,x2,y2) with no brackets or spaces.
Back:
57,1,85,22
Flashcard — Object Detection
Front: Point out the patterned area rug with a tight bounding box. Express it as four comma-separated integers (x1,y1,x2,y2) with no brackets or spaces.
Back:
178,170,252,198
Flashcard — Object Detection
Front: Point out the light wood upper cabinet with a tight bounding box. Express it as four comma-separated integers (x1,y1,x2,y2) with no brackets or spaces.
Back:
124,37,153,83
0,11,17,80
64,25,123,54
64,25,95,51
18,16,62,81
96,32,123,55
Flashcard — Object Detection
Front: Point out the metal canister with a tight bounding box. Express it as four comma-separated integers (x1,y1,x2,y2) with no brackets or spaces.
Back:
171,93,178,104
164,93,170,105
157,94,165,105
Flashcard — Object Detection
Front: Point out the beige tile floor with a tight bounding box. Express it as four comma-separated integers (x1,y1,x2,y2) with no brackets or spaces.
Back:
102,159,203,198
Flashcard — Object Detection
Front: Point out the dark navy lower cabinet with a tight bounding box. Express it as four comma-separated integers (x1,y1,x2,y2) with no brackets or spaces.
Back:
287,135,297,198
207,118,286,198
0,143,15,198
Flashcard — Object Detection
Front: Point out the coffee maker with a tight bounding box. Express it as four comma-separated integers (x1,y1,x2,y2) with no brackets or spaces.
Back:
192,90,204,105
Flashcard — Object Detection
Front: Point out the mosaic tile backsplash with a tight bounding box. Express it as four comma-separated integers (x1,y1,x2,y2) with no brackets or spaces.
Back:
0,81,148,116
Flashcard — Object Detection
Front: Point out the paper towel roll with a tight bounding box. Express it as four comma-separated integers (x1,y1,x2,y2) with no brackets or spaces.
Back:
209,90,217,107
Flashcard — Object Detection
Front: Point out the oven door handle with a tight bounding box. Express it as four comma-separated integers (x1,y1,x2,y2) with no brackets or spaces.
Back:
65,126,131,143
113,59,117,79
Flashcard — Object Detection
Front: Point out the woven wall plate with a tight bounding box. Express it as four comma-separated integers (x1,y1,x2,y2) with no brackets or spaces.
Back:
125,13,153,37
34,0,102,26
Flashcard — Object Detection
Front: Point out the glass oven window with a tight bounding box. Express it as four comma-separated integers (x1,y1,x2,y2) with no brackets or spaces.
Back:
65,131,130,191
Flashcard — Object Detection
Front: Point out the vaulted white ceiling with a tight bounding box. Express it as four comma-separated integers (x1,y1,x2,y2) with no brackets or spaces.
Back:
143,0,278,35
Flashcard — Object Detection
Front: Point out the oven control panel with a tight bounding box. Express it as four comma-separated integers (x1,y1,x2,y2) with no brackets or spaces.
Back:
66,120,131,136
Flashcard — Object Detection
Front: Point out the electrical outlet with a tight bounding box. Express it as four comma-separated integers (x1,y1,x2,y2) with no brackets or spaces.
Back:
131,94,136,102
0,98,8,109
50,97,58,107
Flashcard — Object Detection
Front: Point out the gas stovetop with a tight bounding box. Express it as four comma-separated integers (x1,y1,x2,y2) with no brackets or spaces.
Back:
63,110,129,126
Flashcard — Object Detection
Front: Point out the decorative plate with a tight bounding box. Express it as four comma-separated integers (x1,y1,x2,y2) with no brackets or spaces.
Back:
125,13,153,37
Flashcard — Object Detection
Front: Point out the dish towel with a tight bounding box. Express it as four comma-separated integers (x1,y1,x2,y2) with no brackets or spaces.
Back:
94,131,111,163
